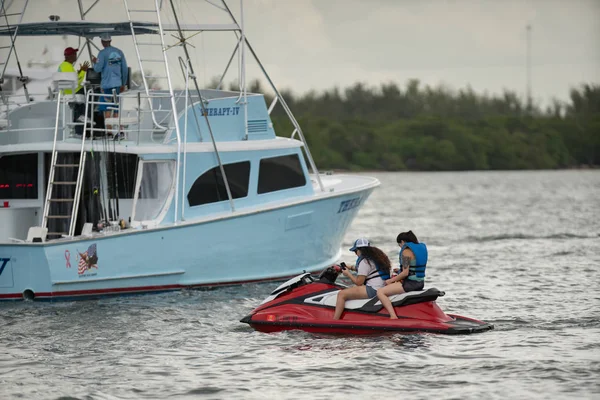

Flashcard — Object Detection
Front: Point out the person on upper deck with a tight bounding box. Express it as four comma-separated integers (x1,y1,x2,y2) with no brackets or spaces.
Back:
58,47,89,124
376,230,428,319
92,33,128,123
58,47,89,95
333,238,391,320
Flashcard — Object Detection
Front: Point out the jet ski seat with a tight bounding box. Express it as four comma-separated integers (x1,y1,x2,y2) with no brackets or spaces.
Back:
305,288,445,313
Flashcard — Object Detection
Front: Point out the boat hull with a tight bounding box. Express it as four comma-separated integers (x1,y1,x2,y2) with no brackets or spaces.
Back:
0,189,374,301
242,314,494,335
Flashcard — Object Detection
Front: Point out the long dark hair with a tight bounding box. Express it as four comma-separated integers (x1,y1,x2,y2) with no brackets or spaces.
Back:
397,230,419,244
359,246,391,274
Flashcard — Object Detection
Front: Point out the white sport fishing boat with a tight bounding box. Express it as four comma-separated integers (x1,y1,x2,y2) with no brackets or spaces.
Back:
0,0,379,300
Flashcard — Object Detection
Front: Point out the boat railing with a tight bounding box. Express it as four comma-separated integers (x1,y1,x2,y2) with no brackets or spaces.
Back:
1,84,325,159
83,89,176,145
0,87,191,145
0,89,50,118
0,91,11,129
0,88,53,101
0,86,278,146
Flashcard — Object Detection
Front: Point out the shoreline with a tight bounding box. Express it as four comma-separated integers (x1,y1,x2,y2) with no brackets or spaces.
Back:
322,165,600,174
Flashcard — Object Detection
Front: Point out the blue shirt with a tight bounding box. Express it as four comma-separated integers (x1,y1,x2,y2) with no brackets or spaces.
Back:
93,46,128,90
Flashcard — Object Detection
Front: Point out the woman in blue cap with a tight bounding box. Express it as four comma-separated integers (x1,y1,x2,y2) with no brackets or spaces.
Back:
333,238,392,320
376,230,428,319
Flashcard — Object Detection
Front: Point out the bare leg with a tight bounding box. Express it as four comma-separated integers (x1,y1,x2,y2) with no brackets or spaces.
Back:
377,283,406,319
333,286,368,320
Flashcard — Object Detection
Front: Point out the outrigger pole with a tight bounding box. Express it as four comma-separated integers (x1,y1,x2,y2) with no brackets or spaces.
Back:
167,0,236,212
220,0,325,192
0,0,31,102
76,0,102,61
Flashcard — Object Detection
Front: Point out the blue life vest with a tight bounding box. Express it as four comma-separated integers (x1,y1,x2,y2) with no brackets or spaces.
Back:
400,242,427,281
356,256,390,282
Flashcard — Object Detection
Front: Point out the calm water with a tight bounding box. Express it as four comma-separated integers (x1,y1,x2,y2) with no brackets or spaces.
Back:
1,171,599,400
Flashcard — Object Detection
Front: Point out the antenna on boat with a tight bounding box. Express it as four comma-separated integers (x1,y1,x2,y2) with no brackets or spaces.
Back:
238,0,248,140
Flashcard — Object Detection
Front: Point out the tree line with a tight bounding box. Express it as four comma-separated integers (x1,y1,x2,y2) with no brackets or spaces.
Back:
259,80,599,171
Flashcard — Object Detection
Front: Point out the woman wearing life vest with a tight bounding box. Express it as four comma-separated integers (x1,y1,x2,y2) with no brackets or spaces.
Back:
376,231,428,319
333,238,392,320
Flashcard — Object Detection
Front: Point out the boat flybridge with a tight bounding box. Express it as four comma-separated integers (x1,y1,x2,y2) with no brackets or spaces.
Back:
0,0,379,300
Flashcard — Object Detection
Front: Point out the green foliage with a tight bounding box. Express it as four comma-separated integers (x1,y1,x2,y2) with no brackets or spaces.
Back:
269,81,600,170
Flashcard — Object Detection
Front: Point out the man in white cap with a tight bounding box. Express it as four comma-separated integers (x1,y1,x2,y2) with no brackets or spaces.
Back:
92,32,128,127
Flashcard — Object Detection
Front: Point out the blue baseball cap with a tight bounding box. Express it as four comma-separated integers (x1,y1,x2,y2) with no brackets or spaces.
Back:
349,238,370,252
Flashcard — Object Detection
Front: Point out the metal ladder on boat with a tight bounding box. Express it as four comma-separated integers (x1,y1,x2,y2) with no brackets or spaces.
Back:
42,89,89,238
0,0,30,100
122,0,183,219
123,0,180,133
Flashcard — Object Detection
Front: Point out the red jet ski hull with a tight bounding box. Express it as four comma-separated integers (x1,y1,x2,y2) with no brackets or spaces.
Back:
241,274,493,335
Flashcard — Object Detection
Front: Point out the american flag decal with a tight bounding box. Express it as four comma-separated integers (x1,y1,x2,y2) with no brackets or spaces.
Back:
77,243,99,275
87,244,96,258
77,254,87,274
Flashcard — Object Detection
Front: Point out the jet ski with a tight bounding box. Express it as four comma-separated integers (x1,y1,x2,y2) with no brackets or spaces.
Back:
241,266,493,335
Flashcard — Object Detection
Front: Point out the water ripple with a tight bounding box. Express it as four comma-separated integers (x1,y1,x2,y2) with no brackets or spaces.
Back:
1,171,599,400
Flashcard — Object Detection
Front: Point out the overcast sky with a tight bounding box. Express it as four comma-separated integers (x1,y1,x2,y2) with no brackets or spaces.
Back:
4,0,600,106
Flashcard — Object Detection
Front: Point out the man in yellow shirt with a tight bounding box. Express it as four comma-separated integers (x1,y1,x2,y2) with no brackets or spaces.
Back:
58,47,90,126
57,47,89,95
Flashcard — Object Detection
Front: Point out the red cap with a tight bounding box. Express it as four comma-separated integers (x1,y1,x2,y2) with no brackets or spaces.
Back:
64,47,78,56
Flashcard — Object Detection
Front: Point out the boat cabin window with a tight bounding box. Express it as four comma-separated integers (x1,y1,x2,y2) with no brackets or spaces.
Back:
0,154,38,199
187,161,250,207
258,154,306,194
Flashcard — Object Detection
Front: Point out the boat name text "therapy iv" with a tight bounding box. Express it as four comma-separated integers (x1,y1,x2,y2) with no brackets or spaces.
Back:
201,107,241,117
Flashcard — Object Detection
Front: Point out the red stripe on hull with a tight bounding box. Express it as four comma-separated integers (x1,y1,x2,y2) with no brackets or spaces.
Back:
0,293,23,300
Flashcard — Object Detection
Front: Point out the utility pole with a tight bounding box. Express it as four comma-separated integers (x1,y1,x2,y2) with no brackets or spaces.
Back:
526,24,532,115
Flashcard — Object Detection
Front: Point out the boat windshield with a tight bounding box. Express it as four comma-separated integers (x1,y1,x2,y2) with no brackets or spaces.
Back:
132,160,175,223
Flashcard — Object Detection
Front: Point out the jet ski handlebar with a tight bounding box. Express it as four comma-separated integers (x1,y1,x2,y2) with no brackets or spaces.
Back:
318,264,345,284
